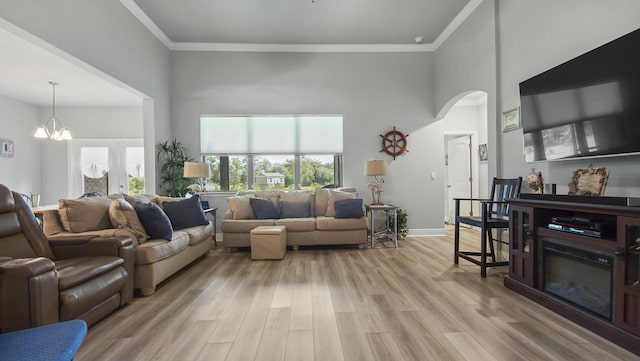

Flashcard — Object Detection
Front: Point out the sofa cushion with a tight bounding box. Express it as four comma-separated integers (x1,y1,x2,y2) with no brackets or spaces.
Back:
58,197,112,233
250,197,280,219
314,188,330,217
275,217,316,232
134,202,173,241
222,219,275,233
279,190,314,216
226,195,256,220
179,222,214,246
238,190,280,210
162,195,209,230
316,216,368,231
280,201,311,218
334,198,364,218
325,189,356,217
134,232,189,264
123,193,157,206
109,198,149,244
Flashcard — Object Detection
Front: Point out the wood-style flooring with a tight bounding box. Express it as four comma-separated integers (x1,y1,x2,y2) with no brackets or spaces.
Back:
76,228,640,361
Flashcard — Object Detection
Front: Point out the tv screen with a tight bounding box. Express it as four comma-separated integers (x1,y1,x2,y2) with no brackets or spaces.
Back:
520,28,640,162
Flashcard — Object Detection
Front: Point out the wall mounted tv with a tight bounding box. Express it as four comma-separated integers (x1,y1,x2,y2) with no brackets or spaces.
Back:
520,28,640,162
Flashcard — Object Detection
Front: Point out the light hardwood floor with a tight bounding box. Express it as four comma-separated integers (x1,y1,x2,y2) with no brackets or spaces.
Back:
76,229,640,361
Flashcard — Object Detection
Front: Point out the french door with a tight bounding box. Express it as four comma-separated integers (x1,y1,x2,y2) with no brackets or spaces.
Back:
69,139,144,197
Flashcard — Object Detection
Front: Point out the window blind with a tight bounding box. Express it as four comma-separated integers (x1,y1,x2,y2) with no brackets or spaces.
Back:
200,115,343,154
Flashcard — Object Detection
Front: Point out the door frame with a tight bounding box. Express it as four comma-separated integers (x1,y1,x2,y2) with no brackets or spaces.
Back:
444,132,479,224
68,138,144,197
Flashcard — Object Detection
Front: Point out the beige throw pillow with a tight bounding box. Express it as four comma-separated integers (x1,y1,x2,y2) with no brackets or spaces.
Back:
325,189,356,217
226,195,256,220
109,199,148,244
58,197,113,232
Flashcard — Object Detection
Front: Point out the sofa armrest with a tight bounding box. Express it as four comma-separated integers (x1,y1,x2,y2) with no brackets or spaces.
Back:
50,236,135,304
0,257,59,332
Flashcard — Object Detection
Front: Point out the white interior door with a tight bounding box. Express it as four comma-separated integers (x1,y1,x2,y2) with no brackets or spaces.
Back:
446,135,472,224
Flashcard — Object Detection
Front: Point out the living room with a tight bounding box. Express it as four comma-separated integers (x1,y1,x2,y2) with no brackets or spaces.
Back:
1,1,640,360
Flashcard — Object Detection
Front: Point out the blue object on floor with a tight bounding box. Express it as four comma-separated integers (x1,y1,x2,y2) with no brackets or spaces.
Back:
0,320,87,361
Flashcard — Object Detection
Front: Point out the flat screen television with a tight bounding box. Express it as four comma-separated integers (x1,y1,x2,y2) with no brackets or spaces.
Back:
519,28,640,162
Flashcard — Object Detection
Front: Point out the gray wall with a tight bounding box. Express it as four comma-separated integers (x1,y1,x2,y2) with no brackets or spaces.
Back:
171,51,446,234
435,0,498,181
436,0,640,198
0,95,42,196
0,0,172,193
498,0,640,196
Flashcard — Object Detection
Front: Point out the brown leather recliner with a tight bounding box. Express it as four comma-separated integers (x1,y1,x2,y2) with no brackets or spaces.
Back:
0,184,134,332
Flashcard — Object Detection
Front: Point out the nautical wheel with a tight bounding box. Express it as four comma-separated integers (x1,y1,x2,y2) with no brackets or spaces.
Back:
380,126,409,160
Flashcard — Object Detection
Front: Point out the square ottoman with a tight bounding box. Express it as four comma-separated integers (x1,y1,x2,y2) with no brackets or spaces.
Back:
250,225,287,260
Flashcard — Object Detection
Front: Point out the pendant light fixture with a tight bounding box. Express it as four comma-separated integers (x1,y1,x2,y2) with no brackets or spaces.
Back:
33,81,72,141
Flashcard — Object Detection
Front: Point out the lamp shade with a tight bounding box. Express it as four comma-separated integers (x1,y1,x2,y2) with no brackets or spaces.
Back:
365,160,387,176
183,162,210,178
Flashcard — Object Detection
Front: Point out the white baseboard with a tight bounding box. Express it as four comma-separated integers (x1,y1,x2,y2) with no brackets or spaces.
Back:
408,228,447,237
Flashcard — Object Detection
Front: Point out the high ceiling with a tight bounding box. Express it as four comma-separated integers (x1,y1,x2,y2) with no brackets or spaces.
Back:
130,0,472,48
0,0,480,107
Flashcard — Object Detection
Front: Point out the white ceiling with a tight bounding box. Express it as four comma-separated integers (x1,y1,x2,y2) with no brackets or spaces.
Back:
126,0,481,51
0,25,143,107
0,0,481,107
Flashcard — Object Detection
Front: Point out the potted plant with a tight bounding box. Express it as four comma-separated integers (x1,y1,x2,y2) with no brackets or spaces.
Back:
157,139,193,197
389,208,408,239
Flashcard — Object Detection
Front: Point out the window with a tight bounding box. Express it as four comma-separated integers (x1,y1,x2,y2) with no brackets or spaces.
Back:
70,139,144,197
200,115,342,191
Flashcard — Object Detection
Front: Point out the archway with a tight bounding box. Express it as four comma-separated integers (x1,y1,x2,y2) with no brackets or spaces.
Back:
439,91,489,224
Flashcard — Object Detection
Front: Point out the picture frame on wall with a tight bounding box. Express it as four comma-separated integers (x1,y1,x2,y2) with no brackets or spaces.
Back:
502,107,521,132
0,139,14,158
478,143,488,161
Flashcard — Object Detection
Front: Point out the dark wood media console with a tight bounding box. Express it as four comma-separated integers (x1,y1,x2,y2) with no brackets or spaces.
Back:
506,195,640,355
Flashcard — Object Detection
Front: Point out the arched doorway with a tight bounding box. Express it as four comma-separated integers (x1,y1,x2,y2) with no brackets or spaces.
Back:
438,91,489,224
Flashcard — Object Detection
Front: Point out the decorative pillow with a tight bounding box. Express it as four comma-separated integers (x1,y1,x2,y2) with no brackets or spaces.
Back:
109,199,149,243
334,198,364,219
250,198,280,219
279,190,314,216
58,197,112,232
325,189,356,217
226,195,256,220
162,194,209,230
134,202,173,241
280,201,311,218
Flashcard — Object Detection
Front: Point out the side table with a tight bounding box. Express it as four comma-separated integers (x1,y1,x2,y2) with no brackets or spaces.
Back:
365,204,398,248
203,208,217,247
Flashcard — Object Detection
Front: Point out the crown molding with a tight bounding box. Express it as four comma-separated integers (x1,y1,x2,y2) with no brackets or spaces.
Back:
120,0,172,48
170,42,435,53
121,0,483,53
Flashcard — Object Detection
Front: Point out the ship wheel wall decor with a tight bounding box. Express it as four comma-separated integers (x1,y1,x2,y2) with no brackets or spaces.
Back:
380,126,409,160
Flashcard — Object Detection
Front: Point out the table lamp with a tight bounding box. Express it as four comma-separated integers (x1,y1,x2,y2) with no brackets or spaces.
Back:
183,162,210,192
365,160,387,205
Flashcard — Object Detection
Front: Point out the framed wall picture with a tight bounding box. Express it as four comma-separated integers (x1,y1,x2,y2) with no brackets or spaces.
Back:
502,107,521,132
478,143,488,161
0,139,14,158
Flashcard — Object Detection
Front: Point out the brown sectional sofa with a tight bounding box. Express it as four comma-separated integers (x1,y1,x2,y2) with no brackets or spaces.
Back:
43,194,214,296
222,188,368,249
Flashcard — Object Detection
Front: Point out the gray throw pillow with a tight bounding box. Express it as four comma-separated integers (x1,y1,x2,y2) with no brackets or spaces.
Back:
162,194,209,230
250,197,280,219
280,201,310,218
134,202,173,241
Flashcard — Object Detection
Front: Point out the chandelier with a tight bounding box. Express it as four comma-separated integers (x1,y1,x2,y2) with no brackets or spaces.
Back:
33,81,72,141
